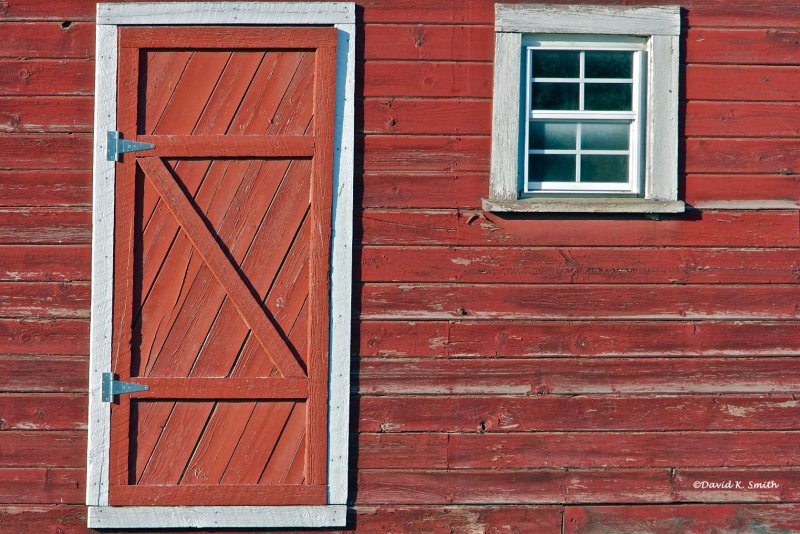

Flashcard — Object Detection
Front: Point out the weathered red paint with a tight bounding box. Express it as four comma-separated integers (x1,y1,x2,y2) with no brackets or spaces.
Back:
2,0,799,530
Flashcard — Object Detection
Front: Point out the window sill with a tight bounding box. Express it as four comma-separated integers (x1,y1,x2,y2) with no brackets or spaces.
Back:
482,197,686,213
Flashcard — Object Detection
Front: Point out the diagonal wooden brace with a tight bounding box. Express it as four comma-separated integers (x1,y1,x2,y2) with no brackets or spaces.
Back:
138,157,306,378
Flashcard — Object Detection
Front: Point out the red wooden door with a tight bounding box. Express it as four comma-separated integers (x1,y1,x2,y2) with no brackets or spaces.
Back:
108,26,336,506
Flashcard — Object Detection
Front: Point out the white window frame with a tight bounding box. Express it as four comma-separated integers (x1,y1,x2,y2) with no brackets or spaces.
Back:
524,36,645,195
86,2,355,529
486,4,684,213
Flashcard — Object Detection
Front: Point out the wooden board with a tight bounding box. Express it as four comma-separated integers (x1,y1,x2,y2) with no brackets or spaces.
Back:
359,209,800,247
565,504,800,533
358,357,800,395
359,284,800,320
359,246,800,284
359,394,800,432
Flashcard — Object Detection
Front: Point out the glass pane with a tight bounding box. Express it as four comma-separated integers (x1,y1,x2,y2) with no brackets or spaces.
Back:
584,83,632,111
530,154,576,182
582,122,629,150
532,50,579,78
585,51,633,78
532,83,579,110
581,155,629,183
531,121,577,150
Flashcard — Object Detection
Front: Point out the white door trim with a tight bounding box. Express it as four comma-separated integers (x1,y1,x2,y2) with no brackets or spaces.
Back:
87,2,355,528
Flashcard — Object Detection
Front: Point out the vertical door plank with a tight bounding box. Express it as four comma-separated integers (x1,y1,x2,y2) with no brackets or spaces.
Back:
307,45,337,486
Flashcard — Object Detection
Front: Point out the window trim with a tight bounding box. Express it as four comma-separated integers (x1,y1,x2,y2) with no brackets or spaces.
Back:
486,4,684,213
86,2,355,528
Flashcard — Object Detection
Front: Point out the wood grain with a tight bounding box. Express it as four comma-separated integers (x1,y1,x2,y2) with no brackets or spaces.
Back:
0,431,84,467
362,61,492,98
687,29,800,65
0,22,94,58
0,60,93,95
446,320,800,357
0,394,87,430
359,283,800,320
448,432,800,468
359,210,800,247
110,484,326,506
0,468,84,504
686,174,800,202
0,97,92,133
0,282,89,318
358,320,800,358
359,394,800,432
0,505,88,533
0,321,88,356
686,102,800,137
359,246,800,284
686,138,800,174
0,245,90,281
358,357,800,395
0,208,91,244
360,172,486,209
0,135,91,169
138,157,305,378
358,469,673,504
362,98,491,135
357,434,448,469
362,25,493,61
565,504,800,533
0,171,91,206
353,505,562,533
362,136,490,172
686,65,800,101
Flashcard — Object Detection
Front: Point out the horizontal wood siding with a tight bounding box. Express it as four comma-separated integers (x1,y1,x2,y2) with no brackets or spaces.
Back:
1,0,799,531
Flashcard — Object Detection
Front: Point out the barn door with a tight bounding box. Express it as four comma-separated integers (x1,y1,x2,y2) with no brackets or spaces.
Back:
105,25,336,507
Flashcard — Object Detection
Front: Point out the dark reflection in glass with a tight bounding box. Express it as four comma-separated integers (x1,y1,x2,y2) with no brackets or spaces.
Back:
531,121,577,150
533,83,579,110
585,51,633,78
582,122,629,150
581,155,629,182
584,83,632,111
532,50,580,78
530,154,576,182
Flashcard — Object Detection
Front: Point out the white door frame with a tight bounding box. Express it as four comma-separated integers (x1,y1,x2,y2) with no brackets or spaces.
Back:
86,3,355,528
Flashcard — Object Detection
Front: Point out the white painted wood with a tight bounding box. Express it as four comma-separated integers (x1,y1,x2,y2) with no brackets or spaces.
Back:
88,505,347,528
647,34,680,202
98,2,354,25
86,23,117,508
489,4,682,210
482,197,685,213
489,32,522,202
88,3,355,527
496,4,680,36
328,21,355,507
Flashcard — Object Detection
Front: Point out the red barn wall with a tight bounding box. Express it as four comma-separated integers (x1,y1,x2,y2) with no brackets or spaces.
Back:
1,0,799,531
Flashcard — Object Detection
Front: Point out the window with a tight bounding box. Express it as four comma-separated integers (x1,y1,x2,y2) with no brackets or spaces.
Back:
486,4,684,213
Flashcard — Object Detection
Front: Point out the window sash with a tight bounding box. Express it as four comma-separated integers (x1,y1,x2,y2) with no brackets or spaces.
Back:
523,38,645,195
